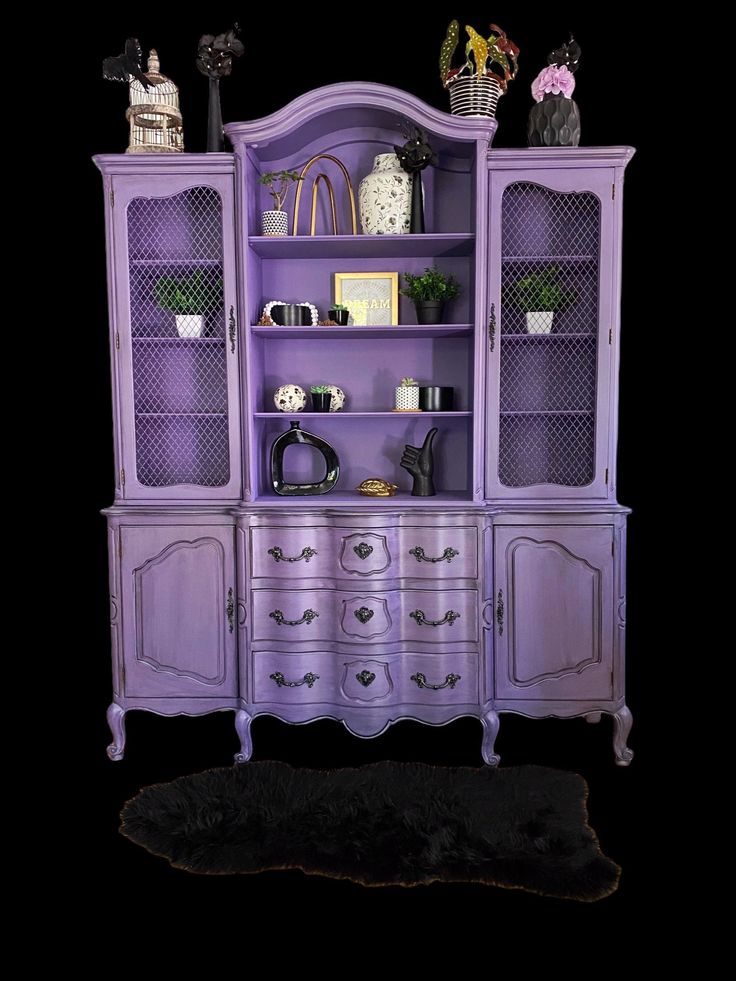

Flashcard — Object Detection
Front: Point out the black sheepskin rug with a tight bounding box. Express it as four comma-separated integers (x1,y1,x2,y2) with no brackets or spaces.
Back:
120,760,619,901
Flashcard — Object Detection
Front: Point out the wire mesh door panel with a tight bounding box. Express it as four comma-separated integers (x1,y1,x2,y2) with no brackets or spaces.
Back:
488,175,612,499
115,178,240,499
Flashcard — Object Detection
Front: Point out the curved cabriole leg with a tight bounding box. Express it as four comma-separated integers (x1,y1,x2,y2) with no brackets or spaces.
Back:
106,703,126,761
234,709,253,763
481,711,501,767
585,712,602,724
613,705,634,766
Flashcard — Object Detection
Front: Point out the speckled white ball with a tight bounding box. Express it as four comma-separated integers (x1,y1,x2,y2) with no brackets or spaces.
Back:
327,385,346,412
274,384,307,412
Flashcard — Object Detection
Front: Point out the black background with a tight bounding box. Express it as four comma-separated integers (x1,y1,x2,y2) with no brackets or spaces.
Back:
63,9,671,920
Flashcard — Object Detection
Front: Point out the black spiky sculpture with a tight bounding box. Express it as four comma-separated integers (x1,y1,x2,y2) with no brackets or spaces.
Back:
196,25,245,152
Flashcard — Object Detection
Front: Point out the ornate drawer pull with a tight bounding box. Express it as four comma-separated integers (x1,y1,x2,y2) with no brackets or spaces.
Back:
226,587,234,633
353,542,374,560
356,670,376,687
354,606,374,624
409,546,459,564
409,609,461,627
269,608,319,626
488,302,496,352
270,671,320,689
410,672,461,691
496,589,504,635
268,546,318,563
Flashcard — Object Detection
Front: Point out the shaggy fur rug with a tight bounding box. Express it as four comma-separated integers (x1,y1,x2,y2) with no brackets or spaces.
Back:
120,760,619,901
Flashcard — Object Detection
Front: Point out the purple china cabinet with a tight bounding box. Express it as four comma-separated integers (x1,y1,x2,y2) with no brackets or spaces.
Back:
95,83,635,766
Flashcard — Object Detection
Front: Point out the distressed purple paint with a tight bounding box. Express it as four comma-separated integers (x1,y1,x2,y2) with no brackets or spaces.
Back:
94,83,635,767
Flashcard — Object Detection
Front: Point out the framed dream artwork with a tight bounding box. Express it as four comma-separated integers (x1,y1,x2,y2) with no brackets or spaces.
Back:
334,272,399,326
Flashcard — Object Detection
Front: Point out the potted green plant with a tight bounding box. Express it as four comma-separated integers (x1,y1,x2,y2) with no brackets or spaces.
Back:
395,376,421,411
153,271,223,337
440,21,520,118
258,170,303,236
507,265,575,334
328,302,350,326
310,384,332,412
400,266,461,325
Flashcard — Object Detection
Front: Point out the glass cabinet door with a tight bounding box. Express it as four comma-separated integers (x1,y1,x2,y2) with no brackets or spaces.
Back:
113,175,241,500
486,169,614,500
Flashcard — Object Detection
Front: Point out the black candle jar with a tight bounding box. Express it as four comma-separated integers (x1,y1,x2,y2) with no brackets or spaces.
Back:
418,386,454,411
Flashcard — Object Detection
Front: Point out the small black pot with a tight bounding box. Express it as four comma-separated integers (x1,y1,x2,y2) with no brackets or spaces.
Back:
270,303,313,326
329,308,350,326
419,386,454,411
311,392,332,412
415,301,444,325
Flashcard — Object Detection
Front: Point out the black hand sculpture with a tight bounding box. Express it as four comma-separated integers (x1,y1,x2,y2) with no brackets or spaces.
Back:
400,427,438,497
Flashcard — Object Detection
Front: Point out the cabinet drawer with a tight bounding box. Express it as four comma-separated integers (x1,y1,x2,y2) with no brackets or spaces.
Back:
398,526,478,578
252,588,479,644
253,651,479,705
250,527,397,579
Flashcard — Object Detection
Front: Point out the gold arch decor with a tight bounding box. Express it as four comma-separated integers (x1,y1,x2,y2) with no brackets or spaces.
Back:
292,154,358,236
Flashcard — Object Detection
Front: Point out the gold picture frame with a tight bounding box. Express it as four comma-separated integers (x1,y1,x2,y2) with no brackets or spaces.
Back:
334,272,399,326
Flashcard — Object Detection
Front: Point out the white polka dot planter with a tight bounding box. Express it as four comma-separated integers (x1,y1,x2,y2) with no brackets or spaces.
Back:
262,210,288,236
395,385,420,411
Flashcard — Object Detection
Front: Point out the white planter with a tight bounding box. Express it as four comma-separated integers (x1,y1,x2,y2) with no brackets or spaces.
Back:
175,314,204,338
447,76,502,117
525,311,555,334
359,153,412,235
262,210,288,236
327,385,346,411
395,386,420,411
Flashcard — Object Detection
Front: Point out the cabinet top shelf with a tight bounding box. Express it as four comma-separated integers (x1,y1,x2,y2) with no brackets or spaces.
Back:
247,233,474,260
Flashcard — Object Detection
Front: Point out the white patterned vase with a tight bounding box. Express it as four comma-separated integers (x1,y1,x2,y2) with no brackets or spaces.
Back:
262,210,288,236
359,153,412,235
327,385,346,411
274,384,307,412
395,386,420,410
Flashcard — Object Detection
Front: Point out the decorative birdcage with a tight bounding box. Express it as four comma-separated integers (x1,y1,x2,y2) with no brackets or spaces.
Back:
126,50,184,153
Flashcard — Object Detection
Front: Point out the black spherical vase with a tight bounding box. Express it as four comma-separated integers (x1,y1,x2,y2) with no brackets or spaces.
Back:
528,94,581,147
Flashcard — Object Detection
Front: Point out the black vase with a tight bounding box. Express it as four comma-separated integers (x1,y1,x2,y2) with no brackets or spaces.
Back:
311,393,332,412
329,309,350,325
415,301,444,325
528,94,581,147
270,304,313,326
270,421,340,495
419,386,454,411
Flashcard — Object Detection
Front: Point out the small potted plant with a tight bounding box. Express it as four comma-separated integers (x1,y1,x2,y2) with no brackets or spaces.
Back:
310,384,333,412
258,170,303,236
395,376,421,411
400,266,460,324
153,270,222,337
440,21,520,118
328,302,350,326
507,266,575,333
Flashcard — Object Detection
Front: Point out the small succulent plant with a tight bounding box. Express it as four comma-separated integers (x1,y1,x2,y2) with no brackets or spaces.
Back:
330,303,349,311
400,377,419,387
258,170,304,211
310,384,331,394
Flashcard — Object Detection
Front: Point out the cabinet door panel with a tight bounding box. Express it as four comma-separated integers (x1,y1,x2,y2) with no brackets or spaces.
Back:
112,175,241,500
494,525,613,700
486,169,614,500
121,525,236,697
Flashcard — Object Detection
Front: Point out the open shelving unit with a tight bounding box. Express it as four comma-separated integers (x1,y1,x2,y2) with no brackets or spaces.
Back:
236,103,486,505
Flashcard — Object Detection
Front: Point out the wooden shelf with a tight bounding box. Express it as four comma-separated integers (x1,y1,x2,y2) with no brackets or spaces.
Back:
129,258,222,266
249,491,476,507
500,410,594,416
247,233,475,259
132,337,225,344
501,333,596,341
249,324,472,340
253,412,472,419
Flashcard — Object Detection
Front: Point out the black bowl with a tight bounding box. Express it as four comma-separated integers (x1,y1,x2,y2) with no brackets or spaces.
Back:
270,304,313,326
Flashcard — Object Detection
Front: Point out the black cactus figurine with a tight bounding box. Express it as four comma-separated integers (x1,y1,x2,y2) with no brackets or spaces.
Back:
196,25,244,152
400,427,438,497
